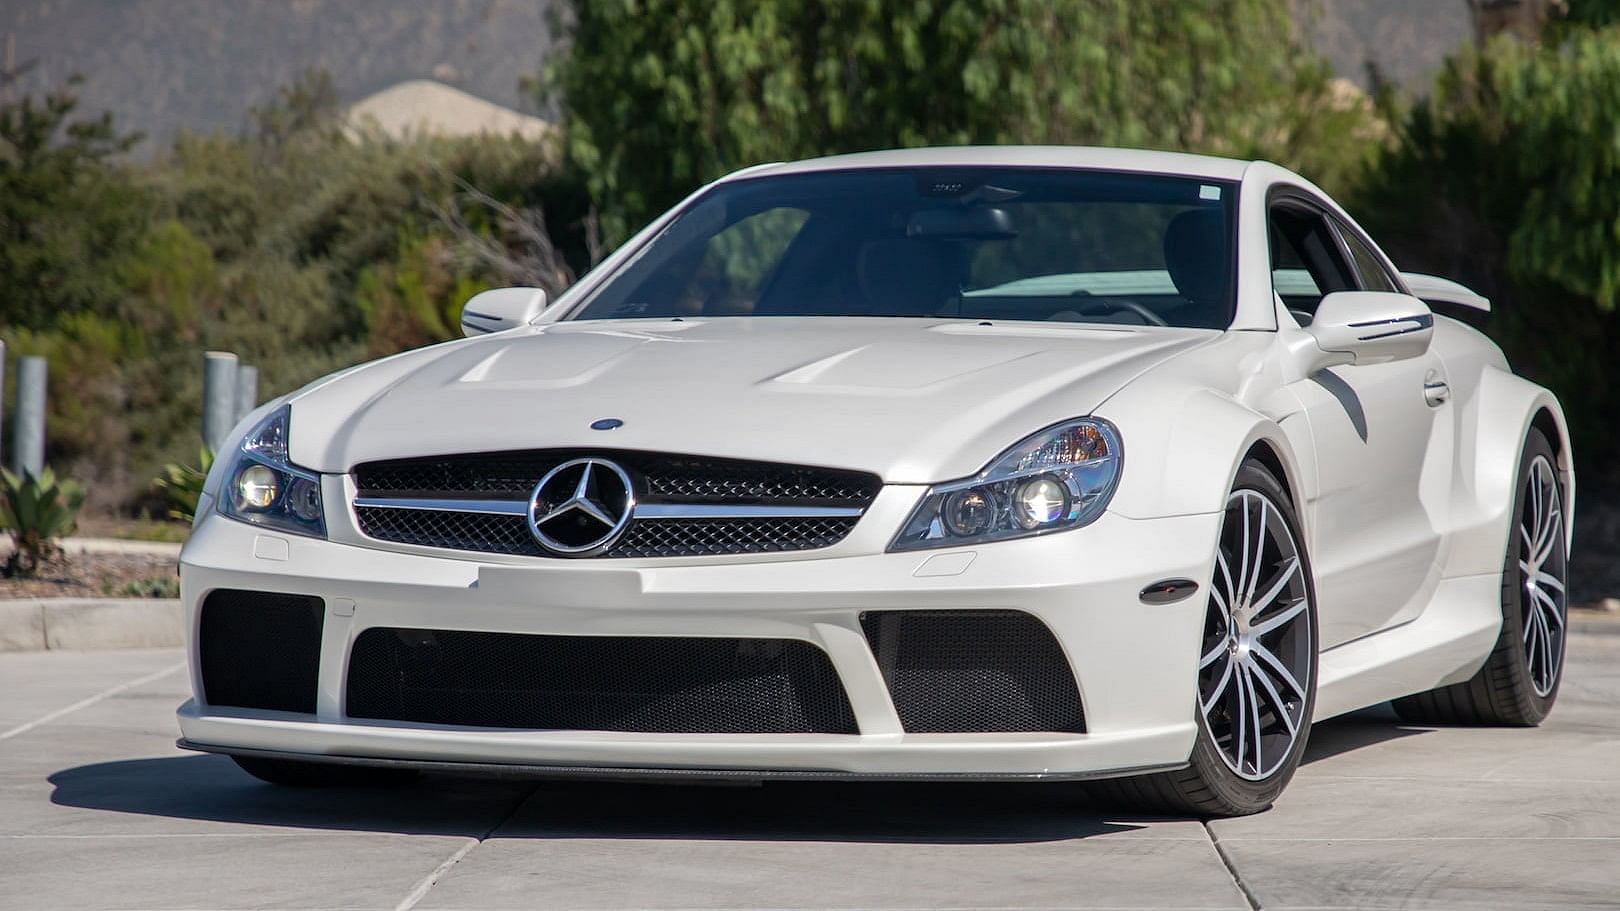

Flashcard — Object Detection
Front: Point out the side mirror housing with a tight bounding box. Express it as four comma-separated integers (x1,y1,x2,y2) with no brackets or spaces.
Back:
1303,291,1433,372
460,287,548,336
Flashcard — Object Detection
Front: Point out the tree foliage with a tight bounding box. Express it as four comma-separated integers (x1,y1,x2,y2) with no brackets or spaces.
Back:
1,71,591,511
1353,26,1620,470
544,0,1375,245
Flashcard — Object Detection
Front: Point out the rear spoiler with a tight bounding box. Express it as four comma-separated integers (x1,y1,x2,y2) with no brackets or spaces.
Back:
1401,273,1490,313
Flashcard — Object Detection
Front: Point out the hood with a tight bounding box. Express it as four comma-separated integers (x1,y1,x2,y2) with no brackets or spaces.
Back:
289,318,1212,483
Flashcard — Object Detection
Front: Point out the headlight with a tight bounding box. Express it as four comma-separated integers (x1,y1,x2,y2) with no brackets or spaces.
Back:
216,405,326,538
889,418,1121,551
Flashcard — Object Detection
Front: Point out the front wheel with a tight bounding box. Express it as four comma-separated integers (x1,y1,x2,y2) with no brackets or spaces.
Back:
1092,460,1319,817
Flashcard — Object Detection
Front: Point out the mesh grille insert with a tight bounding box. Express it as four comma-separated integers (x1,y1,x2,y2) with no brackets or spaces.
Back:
346,628,859,734
861,610,1085,734
199,590,324,713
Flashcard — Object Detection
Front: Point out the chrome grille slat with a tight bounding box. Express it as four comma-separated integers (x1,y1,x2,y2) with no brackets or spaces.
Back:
351,450,879,558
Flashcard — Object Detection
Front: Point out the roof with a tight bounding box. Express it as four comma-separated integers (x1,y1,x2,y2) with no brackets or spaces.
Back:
742,146,1255,182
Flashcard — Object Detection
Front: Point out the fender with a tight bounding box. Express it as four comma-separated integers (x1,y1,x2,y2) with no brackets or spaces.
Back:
1099,386,1306,524
1441,364,1574,579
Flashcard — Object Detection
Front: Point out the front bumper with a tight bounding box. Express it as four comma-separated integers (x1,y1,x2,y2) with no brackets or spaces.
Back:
176,501,1221,779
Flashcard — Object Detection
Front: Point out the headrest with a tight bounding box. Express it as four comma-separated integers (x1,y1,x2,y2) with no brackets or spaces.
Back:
1163,209,1230,308
857,238,959,316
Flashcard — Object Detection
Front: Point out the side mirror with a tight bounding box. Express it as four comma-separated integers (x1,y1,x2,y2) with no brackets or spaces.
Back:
1303,291,1433,371
460,287,548,336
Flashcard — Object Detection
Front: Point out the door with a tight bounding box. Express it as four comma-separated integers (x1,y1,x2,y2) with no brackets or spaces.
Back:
1272,200,1451,647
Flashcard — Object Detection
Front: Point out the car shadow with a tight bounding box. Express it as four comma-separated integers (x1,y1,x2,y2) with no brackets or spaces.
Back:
48,753,1153,843
50,706,1435,841
1302,703,1432,766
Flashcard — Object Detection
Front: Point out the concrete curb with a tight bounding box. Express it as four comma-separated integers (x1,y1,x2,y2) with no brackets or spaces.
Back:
0,599,183,652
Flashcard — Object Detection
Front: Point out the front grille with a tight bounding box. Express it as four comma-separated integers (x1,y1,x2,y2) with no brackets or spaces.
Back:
351,449,880,559
861,610,1085,734
354,450,880,506
346,628,859,734
199,590,324,713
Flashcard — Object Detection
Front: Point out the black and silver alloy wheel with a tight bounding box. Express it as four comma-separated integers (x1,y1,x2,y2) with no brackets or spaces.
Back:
1092,460,1318,817
1517,454,1567,698
1200,488,1313,782
1394,427,1567,726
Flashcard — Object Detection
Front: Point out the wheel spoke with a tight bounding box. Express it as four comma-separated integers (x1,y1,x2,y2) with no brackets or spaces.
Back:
1216,547,1235,607
1252,596,1307,637
1532,587,1565,629
1532,570,1564,595
1243,665,1265,773
1251,556,1301,614
1201,655,1234,714
1250,658,1299,736
1533,508,1561,565
1244,498,1268,605
1536,609,1555,688
1233,662,1249,773
1201,639,1228,669
1251,640,1306,702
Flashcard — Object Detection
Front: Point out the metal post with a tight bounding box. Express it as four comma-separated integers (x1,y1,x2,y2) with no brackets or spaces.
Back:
12,355,46,477
234,364,259,422
202,351,239,453
0,339,6,471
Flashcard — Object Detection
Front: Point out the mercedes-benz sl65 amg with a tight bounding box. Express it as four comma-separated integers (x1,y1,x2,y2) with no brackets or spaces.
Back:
176,147,1573,816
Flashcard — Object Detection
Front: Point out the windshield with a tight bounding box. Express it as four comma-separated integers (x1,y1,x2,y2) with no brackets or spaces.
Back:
568,167,1238,328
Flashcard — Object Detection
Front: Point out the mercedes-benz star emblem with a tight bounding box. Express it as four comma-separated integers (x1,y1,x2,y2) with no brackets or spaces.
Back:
527,458,635,556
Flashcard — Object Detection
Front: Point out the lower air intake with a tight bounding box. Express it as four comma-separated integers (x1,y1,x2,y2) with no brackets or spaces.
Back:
346,628,858,734
861,610,1085,733
199,590,324,713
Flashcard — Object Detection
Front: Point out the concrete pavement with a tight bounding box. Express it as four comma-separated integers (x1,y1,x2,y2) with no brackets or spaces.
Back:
2,627,1617,910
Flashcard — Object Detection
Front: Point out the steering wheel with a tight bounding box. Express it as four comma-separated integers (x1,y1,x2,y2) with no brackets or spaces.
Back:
1048,298,1169,327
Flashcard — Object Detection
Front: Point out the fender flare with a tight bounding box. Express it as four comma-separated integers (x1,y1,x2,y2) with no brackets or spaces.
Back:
1443,365,1574,578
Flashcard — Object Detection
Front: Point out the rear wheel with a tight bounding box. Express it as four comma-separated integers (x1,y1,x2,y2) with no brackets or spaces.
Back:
1393,428,1567,725
231,755,418,788
1092,461,1318,817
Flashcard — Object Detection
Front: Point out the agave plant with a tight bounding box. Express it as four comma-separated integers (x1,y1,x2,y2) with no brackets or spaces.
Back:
1,467,86,578
153,448,214,523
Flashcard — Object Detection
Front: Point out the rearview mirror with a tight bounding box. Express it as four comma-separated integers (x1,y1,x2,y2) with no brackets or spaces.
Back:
1305,291,1433,369
907,206,1016,240
460,287,548,336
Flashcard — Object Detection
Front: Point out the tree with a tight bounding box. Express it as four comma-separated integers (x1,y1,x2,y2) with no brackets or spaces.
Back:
1352,27,1620,472
542,0,1369,245
0,78,147,329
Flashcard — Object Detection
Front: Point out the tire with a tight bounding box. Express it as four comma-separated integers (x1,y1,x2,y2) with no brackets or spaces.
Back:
1091,460,1319,817
231,755,419,788
1393,428,1567,726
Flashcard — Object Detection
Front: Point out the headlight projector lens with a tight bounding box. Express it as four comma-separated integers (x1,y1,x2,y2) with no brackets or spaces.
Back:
942,488,995,537
1014,477,1069,529
235,464,280,509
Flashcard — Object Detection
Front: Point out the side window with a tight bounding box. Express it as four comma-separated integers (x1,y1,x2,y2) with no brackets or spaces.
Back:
1337,225,1399,293
1268,203,1356,324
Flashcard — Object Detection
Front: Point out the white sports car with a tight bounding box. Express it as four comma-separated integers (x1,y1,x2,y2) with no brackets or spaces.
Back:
176,147,1573,816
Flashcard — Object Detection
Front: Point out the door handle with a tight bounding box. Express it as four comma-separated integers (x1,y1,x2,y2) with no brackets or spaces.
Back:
1423,380,1451,407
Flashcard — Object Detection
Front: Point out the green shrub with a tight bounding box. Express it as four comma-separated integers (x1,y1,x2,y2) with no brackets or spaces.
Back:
153,448,214,523
0,468,87,578
113,576,181,599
